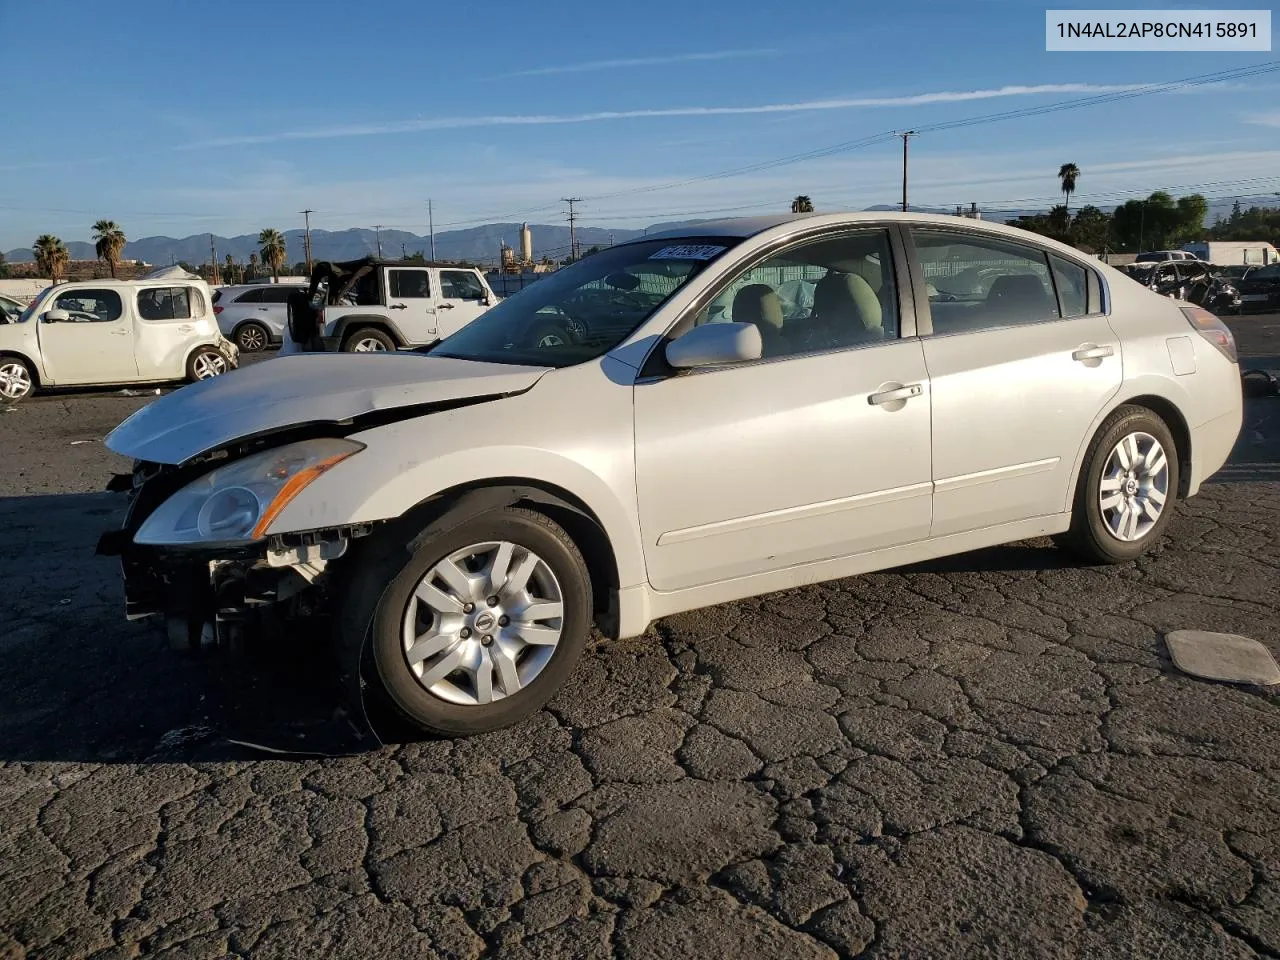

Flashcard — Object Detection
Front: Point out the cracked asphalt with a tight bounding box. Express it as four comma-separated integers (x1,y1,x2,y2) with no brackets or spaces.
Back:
1,318,1278,959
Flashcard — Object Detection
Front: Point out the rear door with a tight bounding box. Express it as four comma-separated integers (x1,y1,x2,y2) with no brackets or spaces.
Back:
385,267,437,343
134,285,213,378
909,227,1121,537
434,269,491,338
38,288,137,383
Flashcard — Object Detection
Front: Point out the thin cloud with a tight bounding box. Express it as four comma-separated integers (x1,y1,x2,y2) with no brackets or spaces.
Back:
187,83,1147,150
485,48,778,80
1244,111,1280,127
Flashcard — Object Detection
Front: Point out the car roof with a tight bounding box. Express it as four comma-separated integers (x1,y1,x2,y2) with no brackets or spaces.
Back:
635,211,1105,262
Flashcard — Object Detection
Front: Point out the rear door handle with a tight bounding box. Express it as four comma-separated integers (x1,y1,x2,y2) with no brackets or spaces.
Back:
868,383,923,405
1072,344,1114,361
389,303,407,310
438,302,455,309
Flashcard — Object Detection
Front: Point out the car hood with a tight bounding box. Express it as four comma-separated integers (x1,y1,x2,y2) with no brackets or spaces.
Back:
106,352,550,465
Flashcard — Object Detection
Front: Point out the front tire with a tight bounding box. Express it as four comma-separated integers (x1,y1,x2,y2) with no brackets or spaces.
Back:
0,357,34,402
1057,405,1180,564
353,506,592,737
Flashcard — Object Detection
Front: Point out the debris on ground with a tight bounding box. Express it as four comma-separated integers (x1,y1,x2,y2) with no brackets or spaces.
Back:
1165,629,1280,685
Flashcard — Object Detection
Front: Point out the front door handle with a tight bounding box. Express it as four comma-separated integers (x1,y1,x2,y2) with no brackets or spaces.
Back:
868,383,923,406
1072,344,1114,362
438,302,455,309
389,303,407,310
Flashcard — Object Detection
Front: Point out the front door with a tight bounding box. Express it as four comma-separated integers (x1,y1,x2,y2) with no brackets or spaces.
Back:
38,288,137,384
435,269,491,338
633,227,934,592
385,267,437,343
910,227,1123,537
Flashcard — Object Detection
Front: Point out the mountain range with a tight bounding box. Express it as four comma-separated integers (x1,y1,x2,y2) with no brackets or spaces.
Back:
5,196,1273,267
2,223,648,267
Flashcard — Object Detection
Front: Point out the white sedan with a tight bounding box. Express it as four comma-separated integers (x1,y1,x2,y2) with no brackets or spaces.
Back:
101,212,1242,736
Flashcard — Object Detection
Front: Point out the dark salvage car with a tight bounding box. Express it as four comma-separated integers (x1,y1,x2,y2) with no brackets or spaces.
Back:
1233,261,1280,312
1126,260,1243,315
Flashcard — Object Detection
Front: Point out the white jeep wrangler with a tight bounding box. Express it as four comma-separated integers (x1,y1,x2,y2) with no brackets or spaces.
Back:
294,258,499,353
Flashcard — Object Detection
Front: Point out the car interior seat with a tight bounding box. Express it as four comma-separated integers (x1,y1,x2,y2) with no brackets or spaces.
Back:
730,283,786,356
810,271,884,346
984,273,1058,323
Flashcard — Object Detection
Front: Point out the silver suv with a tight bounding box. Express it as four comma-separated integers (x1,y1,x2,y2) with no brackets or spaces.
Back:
213,283,307,352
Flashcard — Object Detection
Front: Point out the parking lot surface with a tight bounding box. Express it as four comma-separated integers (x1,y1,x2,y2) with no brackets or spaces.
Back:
1,321,1278,959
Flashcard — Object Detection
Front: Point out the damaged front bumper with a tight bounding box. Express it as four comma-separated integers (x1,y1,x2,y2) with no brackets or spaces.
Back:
95,461,385,750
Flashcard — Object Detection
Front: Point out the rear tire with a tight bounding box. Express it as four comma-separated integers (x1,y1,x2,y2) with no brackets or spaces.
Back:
186,346,228,382
1056,405,1180,564
343,327,396,353
235,321,269,353
347,506,592,737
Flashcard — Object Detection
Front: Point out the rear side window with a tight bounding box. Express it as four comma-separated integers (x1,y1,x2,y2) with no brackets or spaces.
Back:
261,287,297,303
389,269,431,299
138,287,193,321
1049,255,1088,318
234,288,265,303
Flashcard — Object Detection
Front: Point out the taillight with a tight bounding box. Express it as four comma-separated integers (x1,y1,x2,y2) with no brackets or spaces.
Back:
1181,304,1237,364
213,305,223,315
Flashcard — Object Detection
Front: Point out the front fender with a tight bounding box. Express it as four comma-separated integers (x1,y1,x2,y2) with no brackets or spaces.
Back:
263,377,647,588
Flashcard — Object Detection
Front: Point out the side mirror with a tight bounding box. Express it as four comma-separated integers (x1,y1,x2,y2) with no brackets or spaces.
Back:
665,321,762,369
44,308,71,323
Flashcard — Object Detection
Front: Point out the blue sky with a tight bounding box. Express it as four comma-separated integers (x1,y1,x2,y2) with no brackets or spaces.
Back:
0,0,1276,249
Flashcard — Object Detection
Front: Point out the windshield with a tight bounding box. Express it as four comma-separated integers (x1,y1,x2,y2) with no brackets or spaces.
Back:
427,237,740,367
17,288,53,324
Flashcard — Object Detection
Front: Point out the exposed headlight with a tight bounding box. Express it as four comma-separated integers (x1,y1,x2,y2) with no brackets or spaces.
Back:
134,438,364,546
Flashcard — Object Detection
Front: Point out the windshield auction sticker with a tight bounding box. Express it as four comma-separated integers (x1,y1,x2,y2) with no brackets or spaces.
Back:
650,244,728,260
1046,9,1271,50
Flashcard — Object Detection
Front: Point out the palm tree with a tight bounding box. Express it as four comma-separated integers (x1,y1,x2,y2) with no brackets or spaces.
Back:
248,252,259,281
258,228,287,282
33,235,69,283
791,195,814,213
92,220,127,278
224,254,238,284
1058,164,1080,213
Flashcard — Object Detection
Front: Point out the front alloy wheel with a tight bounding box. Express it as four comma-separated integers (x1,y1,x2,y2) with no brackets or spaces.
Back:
402,541,565,706
0,359,33,401
354,506,592,736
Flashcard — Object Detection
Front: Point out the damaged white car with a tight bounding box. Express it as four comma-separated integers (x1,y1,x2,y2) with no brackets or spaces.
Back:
99,213,1242,737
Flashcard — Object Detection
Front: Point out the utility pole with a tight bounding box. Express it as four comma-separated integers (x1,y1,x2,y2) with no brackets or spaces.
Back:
428,199,436,262
562,197,582,261
300,209,314,272
373,225,383,258
209,234,218,284
900,131,915,213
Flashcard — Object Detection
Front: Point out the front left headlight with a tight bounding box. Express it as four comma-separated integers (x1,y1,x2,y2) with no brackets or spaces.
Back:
134,438,364,546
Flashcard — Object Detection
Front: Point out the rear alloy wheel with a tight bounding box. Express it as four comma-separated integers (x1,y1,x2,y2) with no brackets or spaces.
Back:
1057,405,1180,564
235,322,269,352
0,358,34,401
344,328,396,353
187,347,228,382
355,506,592,736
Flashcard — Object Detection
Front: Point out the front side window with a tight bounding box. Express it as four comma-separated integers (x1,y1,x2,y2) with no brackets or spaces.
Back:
440,270,486,301
914,230,1060,335
691,229,898,359
137,287,193,321
428,237,740,368
47,289,124,323
389,269,431,299
234,288,266,303
262,287,298,303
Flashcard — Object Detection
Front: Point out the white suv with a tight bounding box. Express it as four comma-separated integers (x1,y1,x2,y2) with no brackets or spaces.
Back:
0,278,237,402
296,258,499,352
101,213,1241,738
213,283,307,352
